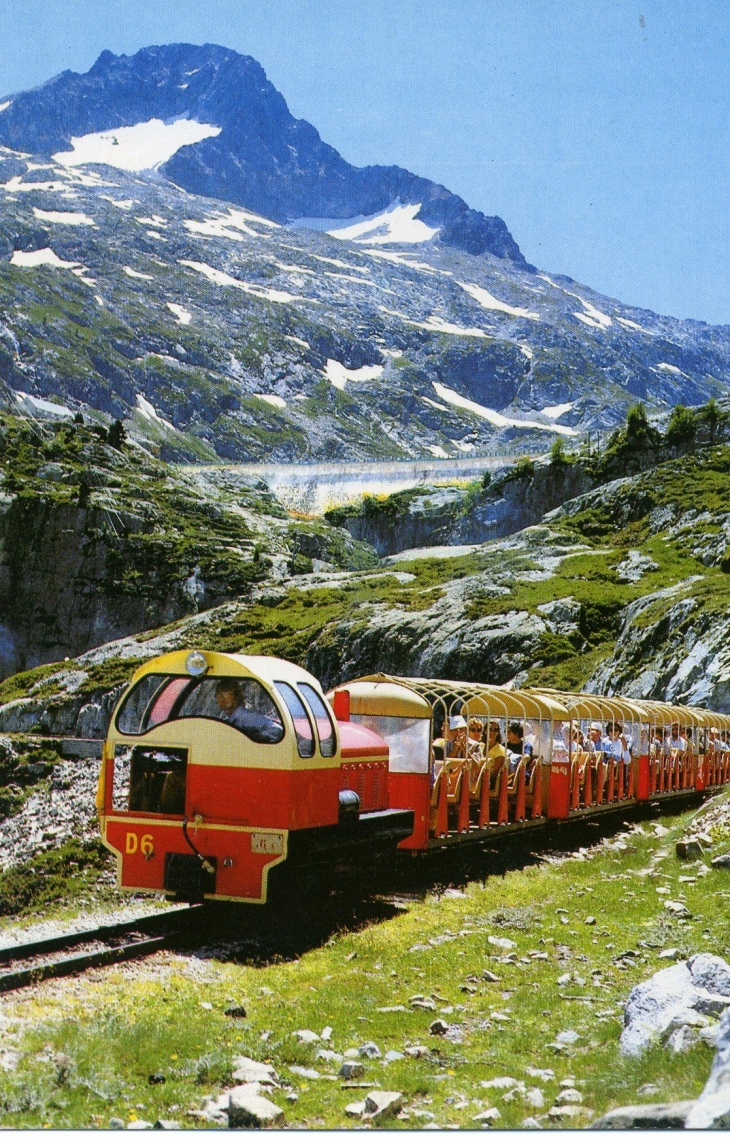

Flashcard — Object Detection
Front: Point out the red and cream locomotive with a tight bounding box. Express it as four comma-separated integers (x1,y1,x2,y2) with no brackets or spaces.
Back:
96,650,730,904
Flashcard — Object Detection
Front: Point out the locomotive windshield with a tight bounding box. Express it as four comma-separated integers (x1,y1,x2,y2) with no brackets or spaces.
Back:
116,674,284,744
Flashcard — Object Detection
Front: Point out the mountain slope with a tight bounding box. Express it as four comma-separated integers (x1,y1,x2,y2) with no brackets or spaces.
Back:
0,43,523,263
0,143,728,461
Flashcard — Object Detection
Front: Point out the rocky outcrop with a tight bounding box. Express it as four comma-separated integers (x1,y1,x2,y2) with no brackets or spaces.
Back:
327,460,597,555
620,954,730,1057
0,416,377,676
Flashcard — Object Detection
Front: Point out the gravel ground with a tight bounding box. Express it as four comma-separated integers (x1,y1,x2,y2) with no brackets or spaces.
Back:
0,754,100,872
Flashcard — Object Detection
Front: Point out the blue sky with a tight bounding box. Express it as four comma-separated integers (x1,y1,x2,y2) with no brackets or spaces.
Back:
2,0,728,324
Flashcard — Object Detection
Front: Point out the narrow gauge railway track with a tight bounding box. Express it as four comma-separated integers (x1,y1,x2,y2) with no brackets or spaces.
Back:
0,907,202,994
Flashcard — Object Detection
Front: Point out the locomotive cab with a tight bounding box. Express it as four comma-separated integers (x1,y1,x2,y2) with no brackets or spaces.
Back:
96,650,414,903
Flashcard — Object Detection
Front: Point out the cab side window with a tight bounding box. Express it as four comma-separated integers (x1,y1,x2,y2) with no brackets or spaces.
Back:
274,682,315,758
298,683,336,757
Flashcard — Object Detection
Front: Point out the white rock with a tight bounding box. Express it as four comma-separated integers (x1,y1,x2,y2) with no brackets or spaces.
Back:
320,1026,333,1042
488,935,517,951
384,1049,404,1061
231,1057,278,1086
344,1101,366,1117
289,1065,320,1079
293,1029,320,1044
555,1030,579,1045
481,1077,519,1091
685,1008,730,1128
525,1088,545,1108
472,1107,501,1124
556,1088,583,1104
358,1041,382,1059
522,1117,542,1129
228,1087,283,1128
665,1025,699,1054
525,1066,555,1082
364,1090,403,1119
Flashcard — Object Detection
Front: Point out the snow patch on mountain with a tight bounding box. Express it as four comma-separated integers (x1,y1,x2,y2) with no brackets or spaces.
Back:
1,175,76,197
33,207,95,226
457,280,540,321
0,102,10,114
298,202,439,246
166,302,192,325
325,359,384,390
563,287,613,330
540,402,574,419
123,266,154,281
364,248,450,275
178,258,313,305
135,393,178,432
10,248,80,269
15,392,73,418
381,306,487,338
53,118,222,173
254,393,287,409
432,382,577,435
617,315,650,333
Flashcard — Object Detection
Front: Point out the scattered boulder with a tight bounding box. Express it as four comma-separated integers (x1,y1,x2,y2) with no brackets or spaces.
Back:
664,1024,699,1054
555,1030,580,1045
525,1088,545,1109
344,1101,366,1118
621,955,730,1056
225,1004,247,1019
404,1045,429,1058
364,1090,404,1120
429,1019,449,1035
488,935,517,951
228,1086,284,1129
472,1107,501,1125
293,1029,319,1045
525,1067,554,1082
712,853,730,869
481,1077,520,1091
690,953,730,997
358,1042,382,1059
676,839,703,861
590,1100,695,1129
231,1058,279,1088
127,1123,154,1131
549,1105,593,1120
556,1088,584,1104
338,1061,365,1080
663,900,691,917
685,1008,730,1129
153,1123,181,1131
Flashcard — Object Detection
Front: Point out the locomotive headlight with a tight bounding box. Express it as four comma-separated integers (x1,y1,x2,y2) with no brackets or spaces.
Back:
185,651,208,677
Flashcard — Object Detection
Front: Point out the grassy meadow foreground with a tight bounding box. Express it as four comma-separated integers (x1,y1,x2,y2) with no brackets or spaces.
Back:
0,797,726,1128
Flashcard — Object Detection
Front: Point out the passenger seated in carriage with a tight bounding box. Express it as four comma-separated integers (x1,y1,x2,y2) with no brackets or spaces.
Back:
486,722,506,787
446,715,468,761
467,718,486,759
506,722,533,776
606,721,632,791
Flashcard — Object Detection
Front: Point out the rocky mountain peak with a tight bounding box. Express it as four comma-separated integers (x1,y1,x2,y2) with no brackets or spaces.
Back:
0,42,525,263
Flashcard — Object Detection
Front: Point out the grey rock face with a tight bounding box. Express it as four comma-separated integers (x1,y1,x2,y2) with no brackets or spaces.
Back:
590,1100,695,1129
227,1086,283,1128
685,1008,730,1129
621,955,730,1057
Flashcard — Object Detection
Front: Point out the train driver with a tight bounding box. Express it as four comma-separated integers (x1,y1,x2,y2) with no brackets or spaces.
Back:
215,679,284,743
